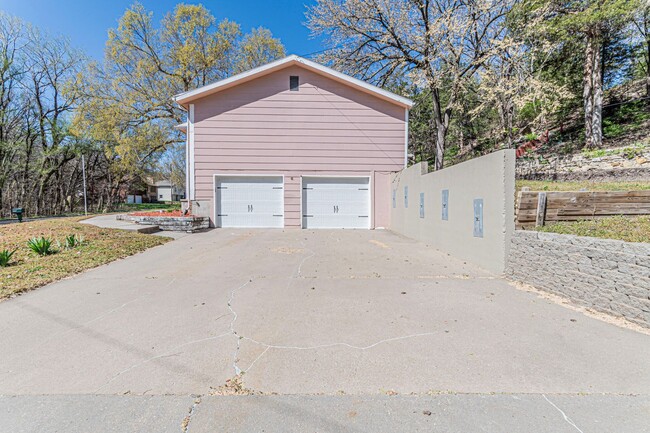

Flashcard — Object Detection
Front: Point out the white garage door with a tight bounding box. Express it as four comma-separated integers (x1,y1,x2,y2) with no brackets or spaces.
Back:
215,176,284,228
302,177,370,229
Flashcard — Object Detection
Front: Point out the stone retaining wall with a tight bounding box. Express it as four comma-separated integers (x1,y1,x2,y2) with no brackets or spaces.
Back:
517,150,650,181
507,230,650,328
117,214,209,232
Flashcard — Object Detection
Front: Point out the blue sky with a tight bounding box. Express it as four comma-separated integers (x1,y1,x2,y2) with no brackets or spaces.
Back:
0,0,325,61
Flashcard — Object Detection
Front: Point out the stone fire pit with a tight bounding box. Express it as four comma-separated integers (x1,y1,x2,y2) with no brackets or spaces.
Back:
117,210,209,233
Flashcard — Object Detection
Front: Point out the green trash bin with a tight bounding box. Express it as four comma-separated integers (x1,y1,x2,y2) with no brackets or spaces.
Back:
11,208,23,223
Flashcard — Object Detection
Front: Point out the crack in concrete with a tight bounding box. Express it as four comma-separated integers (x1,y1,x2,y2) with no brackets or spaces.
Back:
295,249,316,279
224,245,440,377
93,276,254,392
542,394,585,433
242,346,270,374
244,332,439,352
227,280,252,375
240,332,439,375
223,247,315,377
180,396,201,433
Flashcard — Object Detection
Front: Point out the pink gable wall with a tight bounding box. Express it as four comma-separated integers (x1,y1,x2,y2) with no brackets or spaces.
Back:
191,64,407,228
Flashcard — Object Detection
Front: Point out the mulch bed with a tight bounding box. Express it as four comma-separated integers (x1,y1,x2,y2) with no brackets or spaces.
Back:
128,210,191,217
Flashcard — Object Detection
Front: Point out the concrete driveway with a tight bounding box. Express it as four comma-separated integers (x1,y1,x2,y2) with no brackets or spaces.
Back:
1,229,649,432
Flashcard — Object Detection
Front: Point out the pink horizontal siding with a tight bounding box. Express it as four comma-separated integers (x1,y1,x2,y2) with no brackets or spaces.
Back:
192,64,406,228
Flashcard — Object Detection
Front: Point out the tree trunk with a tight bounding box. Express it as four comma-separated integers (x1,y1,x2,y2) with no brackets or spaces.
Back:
645,35,650,100
435,123,446,170
591,41,603,148
583,35,595,148
430,87,449,171
583,31,604,149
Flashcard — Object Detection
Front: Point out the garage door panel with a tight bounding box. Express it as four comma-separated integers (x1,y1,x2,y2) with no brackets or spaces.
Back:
216,176,284,228
302,177,370,229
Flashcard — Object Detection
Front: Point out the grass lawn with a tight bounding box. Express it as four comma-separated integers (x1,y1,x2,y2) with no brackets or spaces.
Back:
536,216,650,243
517,180,650,194
1,203,180,220
0,217,170,299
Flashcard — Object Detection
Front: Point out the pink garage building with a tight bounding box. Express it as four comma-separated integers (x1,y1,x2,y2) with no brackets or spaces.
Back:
174,55,413,229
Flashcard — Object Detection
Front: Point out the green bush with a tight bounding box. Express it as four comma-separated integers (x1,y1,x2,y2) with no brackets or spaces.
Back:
27,237,54,256
603,119,626,138
0,249,16,267
523,132,538,141
582,141,648,159
63,234,83,248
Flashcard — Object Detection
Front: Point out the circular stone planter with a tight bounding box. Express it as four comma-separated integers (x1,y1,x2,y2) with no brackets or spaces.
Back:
117,211,209,233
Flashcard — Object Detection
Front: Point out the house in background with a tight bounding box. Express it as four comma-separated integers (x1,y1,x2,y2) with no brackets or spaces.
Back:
148,180,184,202
174,55,412,229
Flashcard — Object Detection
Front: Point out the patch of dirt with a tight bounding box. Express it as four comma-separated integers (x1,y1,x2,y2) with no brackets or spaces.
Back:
369,240,390,249
508,280,650,336
209,375,263,396
272,247,304,254
180,397,201,432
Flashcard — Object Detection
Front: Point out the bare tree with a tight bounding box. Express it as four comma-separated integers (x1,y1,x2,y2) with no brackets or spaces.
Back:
0,12,94,216
307,0,512,169
26,27,87,214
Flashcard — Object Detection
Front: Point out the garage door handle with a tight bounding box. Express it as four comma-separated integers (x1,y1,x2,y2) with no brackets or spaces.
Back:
358,215,368,218
273,214,283,217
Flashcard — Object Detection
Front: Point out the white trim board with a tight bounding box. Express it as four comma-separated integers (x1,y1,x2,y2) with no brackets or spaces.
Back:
174,55,413,109
404,108,409,168
188,104,195,200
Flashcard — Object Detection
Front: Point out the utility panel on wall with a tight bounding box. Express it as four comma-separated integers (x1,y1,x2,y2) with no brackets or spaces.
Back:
473,199,484,238
442,189,449,220
404,186,408,208
419,192,425,218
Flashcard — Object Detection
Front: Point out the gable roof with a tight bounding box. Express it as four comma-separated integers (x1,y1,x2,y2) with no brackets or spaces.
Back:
173,55,413,108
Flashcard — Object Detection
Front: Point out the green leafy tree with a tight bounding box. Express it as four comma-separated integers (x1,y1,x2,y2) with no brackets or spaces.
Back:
524,0,640,148
631,1,650,98
236,27,286,73
73,2,285,183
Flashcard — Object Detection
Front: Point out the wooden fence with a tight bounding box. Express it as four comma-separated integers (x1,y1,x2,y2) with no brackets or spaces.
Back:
516,189,650,227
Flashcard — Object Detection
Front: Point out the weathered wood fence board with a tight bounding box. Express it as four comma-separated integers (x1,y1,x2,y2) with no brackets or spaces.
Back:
516,190,650,226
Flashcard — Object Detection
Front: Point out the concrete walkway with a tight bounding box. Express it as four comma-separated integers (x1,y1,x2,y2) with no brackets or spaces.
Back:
0,229,648,431
3,394,648,433
81,214,190,239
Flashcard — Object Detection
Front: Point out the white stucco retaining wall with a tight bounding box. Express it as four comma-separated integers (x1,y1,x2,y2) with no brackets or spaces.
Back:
390,150,516,274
